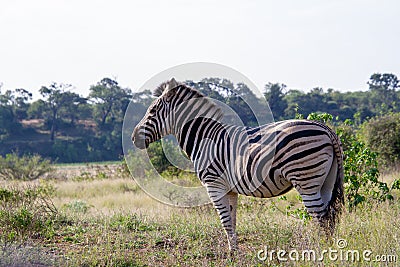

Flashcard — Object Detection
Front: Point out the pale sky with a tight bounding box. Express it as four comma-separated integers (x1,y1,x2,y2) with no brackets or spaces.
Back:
1,0,399,99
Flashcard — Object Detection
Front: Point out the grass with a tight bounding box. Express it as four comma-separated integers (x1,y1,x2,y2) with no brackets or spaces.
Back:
54,161,122,167
0,166,399,266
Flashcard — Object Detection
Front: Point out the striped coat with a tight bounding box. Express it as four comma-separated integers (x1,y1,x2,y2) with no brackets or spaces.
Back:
132,78,344,250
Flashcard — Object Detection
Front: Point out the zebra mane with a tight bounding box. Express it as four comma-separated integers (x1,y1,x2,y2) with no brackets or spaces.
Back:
153,80,205,98
153,79,223,121
153,81,171,97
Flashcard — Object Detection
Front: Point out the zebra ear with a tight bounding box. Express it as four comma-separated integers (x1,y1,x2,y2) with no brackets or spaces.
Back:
168,78,179,89
164,78,178,102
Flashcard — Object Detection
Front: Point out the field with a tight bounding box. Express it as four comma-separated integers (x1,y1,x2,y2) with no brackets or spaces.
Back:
0,163,399,266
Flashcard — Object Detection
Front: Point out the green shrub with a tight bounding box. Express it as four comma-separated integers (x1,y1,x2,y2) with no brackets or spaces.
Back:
359,112,400,165
0,182,58,241
0,152,54,180
109,213,155,232
127,139,191,178
161,166,200,187
272,195,312,223
341,138,393,210
63,200,92,213
307,113,398,211
306,112,333,124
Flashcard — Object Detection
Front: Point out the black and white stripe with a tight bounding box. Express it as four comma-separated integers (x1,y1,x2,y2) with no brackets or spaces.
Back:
132,78,344,251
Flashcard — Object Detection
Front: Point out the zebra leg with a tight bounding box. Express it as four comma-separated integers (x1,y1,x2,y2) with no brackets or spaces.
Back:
300,191,328,219
290,153,335,226
207,187,238,251
298,183,337,237
228,192,238,249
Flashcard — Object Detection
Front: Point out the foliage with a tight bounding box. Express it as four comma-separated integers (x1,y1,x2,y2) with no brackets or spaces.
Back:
0,88,30,137
341,138,392,210
0,105,15,138
359,112,400,165
63,200,92,213
367,73,399,113
109,213,155,232
305,113,398,210
89,77,132,126
272,195,312,223
306,112,333,124
128,139,191,178
145,141,172,174
39,82,85,140
0,153,54,181
0,182,58,242
264,83,288,120
161,166,201,187
1,73,400,164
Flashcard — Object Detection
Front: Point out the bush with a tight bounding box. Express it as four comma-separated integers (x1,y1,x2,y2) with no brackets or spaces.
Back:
0,152,54,180
306,112,333,124
127,139,191,178
307,113,399,211
63,200,92,213
341,138,393,210
161,166,200,187
0,182,58,241
359,112,400,165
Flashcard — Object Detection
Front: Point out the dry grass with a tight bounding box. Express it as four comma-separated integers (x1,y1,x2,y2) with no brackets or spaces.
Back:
53,177,174,218
0,166,399,266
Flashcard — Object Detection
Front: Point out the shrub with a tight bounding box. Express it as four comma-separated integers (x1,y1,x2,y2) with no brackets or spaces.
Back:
63,200,92,213
359,112,400,165
127,139,191,178
307,113,398,211
341,138,393,210
0,182,58,241
161,166,201,187
306,112,333,124
0,152,54,180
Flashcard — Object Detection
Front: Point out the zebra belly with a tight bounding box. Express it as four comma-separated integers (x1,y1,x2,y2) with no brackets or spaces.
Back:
230,170,293,198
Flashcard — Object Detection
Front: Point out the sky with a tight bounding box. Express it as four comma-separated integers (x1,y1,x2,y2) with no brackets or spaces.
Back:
1,0,399,99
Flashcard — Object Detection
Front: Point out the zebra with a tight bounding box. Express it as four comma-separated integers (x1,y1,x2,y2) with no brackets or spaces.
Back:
132,78,344,251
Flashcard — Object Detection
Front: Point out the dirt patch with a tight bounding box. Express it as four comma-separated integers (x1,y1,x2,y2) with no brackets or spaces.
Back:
21,119,45,128
54,163,123,179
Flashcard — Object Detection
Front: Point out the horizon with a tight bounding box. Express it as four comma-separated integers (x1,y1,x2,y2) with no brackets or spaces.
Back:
1,0,399,100
1,73,386,102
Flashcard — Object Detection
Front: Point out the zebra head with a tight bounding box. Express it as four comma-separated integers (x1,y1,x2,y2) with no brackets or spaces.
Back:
132,78,223,150
132,78,180,149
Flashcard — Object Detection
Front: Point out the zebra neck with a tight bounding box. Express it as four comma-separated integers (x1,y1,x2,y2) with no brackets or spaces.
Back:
176,117,225,161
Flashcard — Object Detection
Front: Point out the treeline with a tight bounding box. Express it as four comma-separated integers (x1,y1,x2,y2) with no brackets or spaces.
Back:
0,78,133,162
0,73,399,163
265,73,400,121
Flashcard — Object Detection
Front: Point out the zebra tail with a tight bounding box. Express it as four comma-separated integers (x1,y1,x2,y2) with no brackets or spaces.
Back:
323,132,345,233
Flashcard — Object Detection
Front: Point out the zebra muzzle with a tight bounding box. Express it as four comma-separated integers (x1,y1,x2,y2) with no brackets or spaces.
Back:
132,135,149,150
132,128,148,149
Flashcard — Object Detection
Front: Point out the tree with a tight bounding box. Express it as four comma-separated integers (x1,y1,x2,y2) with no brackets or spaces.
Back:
0,86,31,136
185,79,226,102
1,88,32,119
368,73,399,112
89,78,132,127
264,83,288,120
131,89,154,107
39,83,82,140
27,100,47,119
59,92,87,125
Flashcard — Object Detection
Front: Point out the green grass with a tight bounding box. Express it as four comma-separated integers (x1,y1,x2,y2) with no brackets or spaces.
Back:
0,169,399,266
